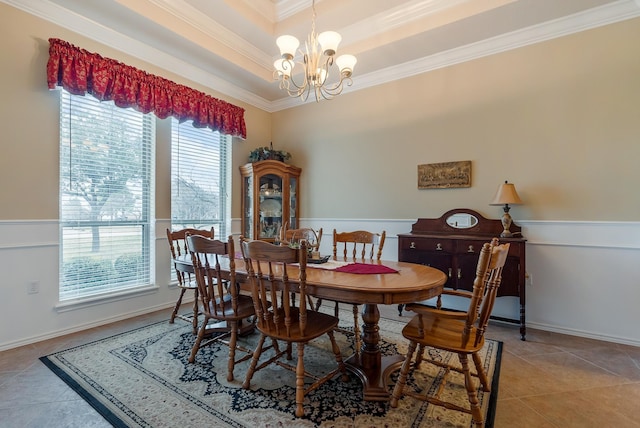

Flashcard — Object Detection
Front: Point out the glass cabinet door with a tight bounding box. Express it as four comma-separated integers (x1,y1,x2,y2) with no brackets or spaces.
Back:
289,176,297,230
243,175,253,238
258,173,283,239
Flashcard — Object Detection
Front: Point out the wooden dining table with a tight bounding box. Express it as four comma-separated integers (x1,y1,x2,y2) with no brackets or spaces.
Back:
175,255,447,401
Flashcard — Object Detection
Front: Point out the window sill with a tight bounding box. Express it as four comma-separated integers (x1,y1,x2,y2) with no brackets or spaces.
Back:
55,284,159,313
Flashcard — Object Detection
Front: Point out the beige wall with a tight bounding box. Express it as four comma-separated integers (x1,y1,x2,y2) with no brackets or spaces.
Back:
272,17,640,222
0,3,270,221
2,2,638,223
2,3,640,349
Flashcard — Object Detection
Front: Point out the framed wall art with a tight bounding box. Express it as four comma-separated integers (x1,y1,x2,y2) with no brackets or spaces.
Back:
418,161,471,189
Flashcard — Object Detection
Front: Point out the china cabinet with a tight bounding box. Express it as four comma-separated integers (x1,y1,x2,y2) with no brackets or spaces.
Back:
397,208,527,340
240,160,301,242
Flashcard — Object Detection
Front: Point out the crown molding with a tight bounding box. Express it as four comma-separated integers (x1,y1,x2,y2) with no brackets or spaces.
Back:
270,0,640,111
3,0,639,113
149,0,274,71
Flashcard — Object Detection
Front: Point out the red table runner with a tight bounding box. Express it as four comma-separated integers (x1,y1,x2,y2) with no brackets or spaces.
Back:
334,263,399,274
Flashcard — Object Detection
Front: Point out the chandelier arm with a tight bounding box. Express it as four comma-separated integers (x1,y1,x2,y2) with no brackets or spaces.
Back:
320,75,353,96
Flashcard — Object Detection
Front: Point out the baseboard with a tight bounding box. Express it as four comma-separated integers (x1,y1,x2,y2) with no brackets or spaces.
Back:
0,303,175,352
526,321,640,347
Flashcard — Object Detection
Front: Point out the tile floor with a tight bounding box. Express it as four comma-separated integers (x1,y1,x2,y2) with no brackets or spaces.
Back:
1,305,639,427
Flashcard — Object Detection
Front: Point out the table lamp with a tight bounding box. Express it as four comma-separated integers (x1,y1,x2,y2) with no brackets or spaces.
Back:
490,180,523,237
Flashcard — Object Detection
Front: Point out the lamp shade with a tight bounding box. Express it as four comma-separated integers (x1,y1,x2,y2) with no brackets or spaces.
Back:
490,181,523,205
276,35,300,58
336,54,357,76
318,31,341,56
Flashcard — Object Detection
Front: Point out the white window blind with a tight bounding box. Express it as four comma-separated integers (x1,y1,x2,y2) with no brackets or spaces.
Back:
59,90,155,300
170,118,231,238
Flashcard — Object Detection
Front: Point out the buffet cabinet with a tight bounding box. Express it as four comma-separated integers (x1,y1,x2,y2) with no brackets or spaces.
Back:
240,160,301,242
398,208,527,340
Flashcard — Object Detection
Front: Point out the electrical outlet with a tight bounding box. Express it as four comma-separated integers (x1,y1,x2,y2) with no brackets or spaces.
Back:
27,281,40,294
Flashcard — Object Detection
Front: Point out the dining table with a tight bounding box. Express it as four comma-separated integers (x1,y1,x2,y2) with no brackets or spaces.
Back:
174,254,447,401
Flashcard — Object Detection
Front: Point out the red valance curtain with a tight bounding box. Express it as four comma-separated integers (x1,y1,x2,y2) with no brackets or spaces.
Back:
47,38,246,139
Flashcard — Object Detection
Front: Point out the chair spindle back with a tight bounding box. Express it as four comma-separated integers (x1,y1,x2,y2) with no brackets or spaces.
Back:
332,229,386,261
187,234,238,318
240,238,308,337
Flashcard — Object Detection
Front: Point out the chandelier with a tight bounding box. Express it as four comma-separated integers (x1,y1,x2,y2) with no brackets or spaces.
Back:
273,0,356,102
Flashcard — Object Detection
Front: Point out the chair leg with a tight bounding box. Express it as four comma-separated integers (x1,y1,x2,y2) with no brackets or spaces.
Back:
227,321,238,382
306,295,316,311
415,343,426,368
188,315,209,363
390,340,417,407
327,330,349,382
472,352,490,392
271,336,281,355
190,288,199,335
243,334,266,389
286,341,293,360
459,353,483,427
170,288,187,323
295,343,306,417
352,304,361,357
314,298,323,312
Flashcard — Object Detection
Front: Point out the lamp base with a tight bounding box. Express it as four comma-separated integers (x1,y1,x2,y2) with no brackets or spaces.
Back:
500,210,513,238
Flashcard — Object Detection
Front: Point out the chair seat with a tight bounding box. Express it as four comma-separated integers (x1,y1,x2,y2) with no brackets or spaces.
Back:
205,294,255,321
177,280,198,289
402,312,485,354
257,308,339,342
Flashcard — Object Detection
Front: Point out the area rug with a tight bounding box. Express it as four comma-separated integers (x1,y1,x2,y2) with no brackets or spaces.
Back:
40,309,502,427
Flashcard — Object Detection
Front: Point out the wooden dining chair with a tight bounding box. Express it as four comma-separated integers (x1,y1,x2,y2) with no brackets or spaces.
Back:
240,237,348,418
390,238,510,427
186,235,255,382
315,229,386,356
166,227,215,334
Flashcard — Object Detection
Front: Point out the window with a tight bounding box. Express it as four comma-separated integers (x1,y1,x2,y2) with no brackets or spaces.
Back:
59,90,155,301
170,118,232,238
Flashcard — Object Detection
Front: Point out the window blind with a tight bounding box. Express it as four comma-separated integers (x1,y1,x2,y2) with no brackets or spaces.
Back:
170,118,232,239
59,90,155,300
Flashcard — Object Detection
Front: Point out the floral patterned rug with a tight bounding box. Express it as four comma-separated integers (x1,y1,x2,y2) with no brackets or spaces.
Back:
40,311,501,427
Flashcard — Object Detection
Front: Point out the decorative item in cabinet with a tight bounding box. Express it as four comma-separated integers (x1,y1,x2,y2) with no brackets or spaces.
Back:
240,160,301,242
397,208,527,340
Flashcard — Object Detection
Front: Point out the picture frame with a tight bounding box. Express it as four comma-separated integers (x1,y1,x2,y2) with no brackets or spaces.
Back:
418,161,471,189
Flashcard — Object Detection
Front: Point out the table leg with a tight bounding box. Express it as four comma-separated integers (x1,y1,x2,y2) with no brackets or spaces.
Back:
345,303,403,401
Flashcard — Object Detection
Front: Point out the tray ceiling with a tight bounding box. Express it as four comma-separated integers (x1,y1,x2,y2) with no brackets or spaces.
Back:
5,0,640,111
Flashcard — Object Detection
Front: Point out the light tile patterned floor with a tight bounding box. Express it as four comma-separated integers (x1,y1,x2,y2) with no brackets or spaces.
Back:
1,305,639,427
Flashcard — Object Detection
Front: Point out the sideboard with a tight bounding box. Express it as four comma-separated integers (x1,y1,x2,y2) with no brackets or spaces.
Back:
397,208,527,340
